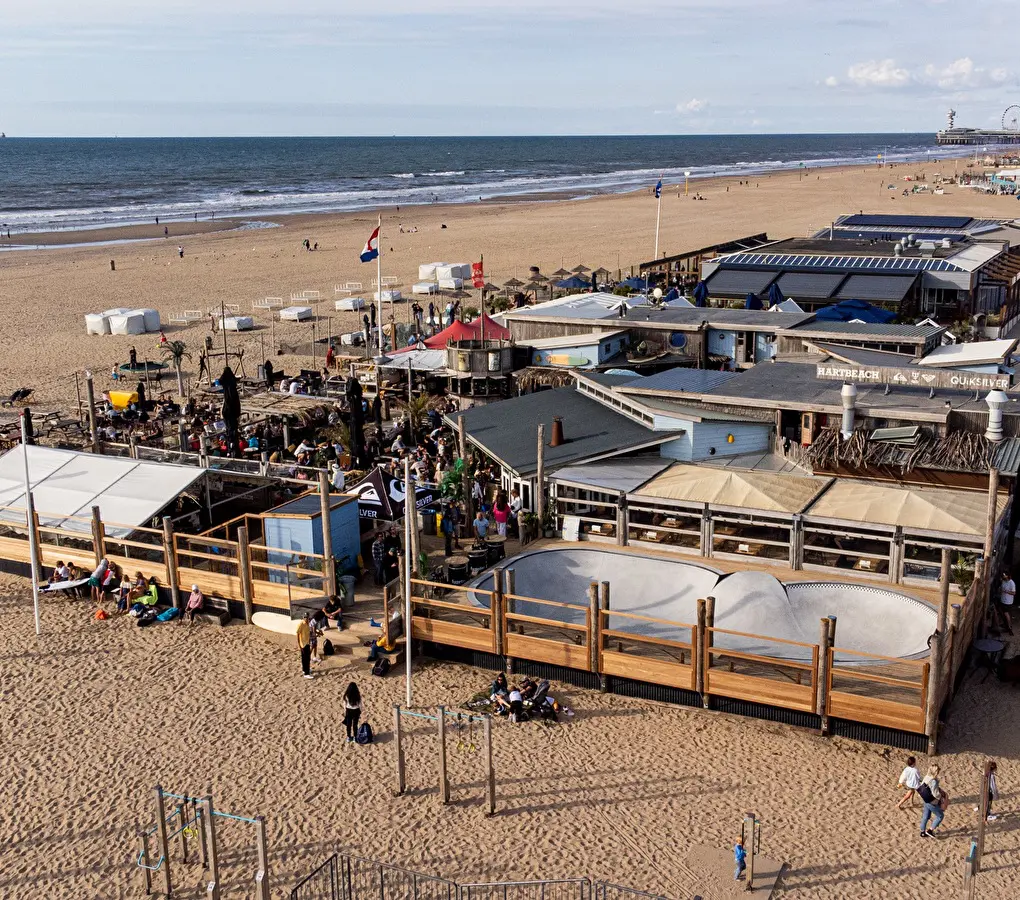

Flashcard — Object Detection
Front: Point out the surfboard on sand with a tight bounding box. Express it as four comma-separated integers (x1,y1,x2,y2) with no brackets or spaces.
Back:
252,611,300,636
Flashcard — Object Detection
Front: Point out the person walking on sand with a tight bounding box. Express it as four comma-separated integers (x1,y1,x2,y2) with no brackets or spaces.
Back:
297,613,313,678
918,764,947,837
977,761,1000,821
343,681,362,743
734,837,746,881
178,245,184,258
897,755,922,809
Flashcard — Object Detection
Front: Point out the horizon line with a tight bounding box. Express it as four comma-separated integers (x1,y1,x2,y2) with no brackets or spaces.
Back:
0,131,936,140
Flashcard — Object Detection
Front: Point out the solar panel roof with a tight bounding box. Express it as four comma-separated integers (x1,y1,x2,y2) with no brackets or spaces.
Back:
720,252,961,273
840,214,974,229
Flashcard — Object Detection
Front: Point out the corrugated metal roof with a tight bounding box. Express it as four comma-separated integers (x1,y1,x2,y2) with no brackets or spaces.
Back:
993,437,1020,475
809,342,916,368
834,273,918,302
703,268,777,295
550,457,672,493
619,367,738,394
775,271,846,299
446,387,680,477
789,320,941,339
840,214,974,229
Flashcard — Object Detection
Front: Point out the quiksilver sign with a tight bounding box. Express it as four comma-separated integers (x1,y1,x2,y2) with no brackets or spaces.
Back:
815,364,1010,391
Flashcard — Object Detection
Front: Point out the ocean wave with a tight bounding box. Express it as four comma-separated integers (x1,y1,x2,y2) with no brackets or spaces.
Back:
389,173,415,179
421,170,466,177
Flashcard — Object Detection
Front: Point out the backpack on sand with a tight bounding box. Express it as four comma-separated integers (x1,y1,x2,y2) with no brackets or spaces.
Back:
355,722,373,745
372,657,390,677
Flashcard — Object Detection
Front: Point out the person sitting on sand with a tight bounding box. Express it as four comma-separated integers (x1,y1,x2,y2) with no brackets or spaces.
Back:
50,560,70,585
185,584,204,624
490,672,510,711
507,685,524,722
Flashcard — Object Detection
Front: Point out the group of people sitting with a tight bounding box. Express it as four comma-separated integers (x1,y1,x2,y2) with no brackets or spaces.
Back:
489,672,559,723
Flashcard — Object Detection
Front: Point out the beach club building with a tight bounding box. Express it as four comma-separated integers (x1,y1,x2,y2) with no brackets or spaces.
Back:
699,214,1020,327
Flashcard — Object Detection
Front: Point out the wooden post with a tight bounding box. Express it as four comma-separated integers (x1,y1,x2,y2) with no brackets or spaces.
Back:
938,548,952,633
318,472,337,598
975,760,994,872
973,557,987,640
925,630,942,754
947,603,962,704
91,505,106,565
492,567,504,656
202,796,220,900
458,416,473,534
437,705,450,804
484,715,496,816
238,525,254,623
504,568,516,675
983,468,1000,568
703,595,716,707
817,617,832,728
394,705,406,794
85,371,99,453
282,418,291,451
254,815,270,900
154,785,172,898
535,423,546,525
175,802,188,863
616,493,627,546
599,581,610,690
587,581,600,674
138,827,153,895
695,598,707,699
963,838,978,900
161,517,181,610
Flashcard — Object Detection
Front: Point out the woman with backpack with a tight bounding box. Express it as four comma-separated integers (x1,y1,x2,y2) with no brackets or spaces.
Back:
343,682,362,744
918,764,948,837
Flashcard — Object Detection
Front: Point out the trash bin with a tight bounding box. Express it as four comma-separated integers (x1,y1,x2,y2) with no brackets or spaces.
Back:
422,509,437,536
339,575,356,608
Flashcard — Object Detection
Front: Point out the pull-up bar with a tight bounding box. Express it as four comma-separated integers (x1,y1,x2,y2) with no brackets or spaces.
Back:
393,705,496,816
137,785,269,900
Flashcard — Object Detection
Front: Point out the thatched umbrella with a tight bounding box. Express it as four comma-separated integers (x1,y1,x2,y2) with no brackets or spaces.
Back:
503,277,524,289
551,267,571,278
481,282,500,293
571,264,591,274
593,266,610,278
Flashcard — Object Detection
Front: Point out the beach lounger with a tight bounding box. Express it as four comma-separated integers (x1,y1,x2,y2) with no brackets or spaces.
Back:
280,306,313,322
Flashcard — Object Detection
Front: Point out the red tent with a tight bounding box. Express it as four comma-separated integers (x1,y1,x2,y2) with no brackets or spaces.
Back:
394,314,510,352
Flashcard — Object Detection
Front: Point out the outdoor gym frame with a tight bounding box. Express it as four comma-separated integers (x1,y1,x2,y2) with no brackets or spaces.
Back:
137,784,269,899
393,705,496,815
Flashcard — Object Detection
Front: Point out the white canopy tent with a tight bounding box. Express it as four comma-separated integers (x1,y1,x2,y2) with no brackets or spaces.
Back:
0,446,205,537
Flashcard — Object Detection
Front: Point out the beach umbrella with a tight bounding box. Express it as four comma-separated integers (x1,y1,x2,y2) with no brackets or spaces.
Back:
692,281,708,308
620,276,649,291
503,277,524,289
664,287,680,302
571,264,591,274
551,267,571,278
744,292,764,311
556,275,592,289
767,282,785,308
593,266,611,277
481,282,500,293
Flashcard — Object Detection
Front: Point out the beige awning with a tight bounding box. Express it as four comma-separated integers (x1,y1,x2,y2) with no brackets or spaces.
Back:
806,480,1005,535
635,464,831,514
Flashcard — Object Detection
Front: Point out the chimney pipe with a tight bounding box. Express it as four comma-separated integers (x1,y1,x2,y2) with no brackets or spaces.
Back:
985,390,1008,442
840,382,857,439
550,416,565,447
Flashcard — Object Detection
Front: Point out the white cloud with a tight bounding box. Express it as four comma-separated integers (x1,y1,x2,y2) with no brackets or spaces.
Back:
845,59,911,88
824,75,839,87
921,57,1010,89
677,98,707,114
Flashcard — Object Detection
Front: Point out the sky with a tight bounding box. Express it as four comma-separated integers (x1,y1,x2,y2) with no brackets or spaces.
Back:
1,0,1017,137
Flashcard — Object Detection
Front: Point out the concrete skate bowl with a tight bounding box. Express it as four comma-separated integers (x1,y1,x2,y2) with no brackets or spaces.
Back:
469,546,935,664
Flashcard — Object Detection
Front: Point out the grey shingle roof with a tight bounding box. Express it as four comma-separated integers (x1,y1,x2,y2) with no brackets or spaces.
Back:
703,269,777,296
808,342,917,368
446,388,679,477
993,437,1020,476
775,271,846,299
619,367,739,394
834,273,918,302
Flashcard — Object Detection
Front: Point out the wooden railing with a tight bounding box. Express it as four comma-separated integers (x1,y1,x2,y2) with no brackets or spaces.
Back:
600,609,696,691
827,647,928,734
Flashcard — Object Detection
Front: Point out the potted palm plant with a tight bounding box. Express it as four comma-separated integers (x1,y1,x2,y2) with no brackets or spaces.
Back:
160,339,192,398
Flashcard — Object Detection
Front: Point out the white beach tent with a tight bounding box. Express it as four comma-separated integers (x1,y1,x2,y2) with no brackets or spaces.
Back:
0,445,205,537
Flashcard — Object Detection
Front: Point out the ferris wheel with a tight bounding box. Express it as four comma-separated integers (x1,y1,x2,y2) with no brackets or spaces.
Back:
1002,105,1020,131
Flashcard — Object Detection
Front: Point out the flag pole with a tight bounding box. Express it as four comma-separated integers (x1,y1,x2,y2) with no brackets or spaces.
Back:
21,413,41,635
653,174,662,261
479,254,485,344
376,212,384,353
403,455,413,707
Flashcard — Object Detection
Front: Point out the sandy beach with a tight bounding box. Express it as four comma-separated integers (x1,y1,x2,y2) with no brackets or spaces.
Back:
2,161,1017,410
0,574,1017,899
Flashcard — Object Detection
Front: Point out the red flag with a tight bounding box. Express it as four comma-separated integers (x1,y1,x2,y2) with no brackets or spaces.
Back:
471,260,485,289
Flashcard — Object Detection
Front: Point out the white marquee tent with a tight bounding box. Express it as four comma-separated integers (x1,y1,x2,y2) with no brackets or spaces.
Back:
0,446,205,537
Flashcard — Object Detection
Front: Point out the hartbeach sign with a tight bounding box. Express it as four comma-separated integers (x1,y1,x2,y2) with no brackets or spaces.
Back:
815,364,1011,391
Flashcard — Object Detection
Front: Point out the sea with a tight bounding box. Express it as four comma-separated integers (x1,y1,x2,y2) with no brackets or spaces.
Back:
0,133,959,234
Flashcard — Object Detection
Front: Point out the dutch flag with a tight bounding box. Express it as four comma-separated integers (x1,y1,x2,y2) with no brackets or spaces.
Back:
360,225,380,263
